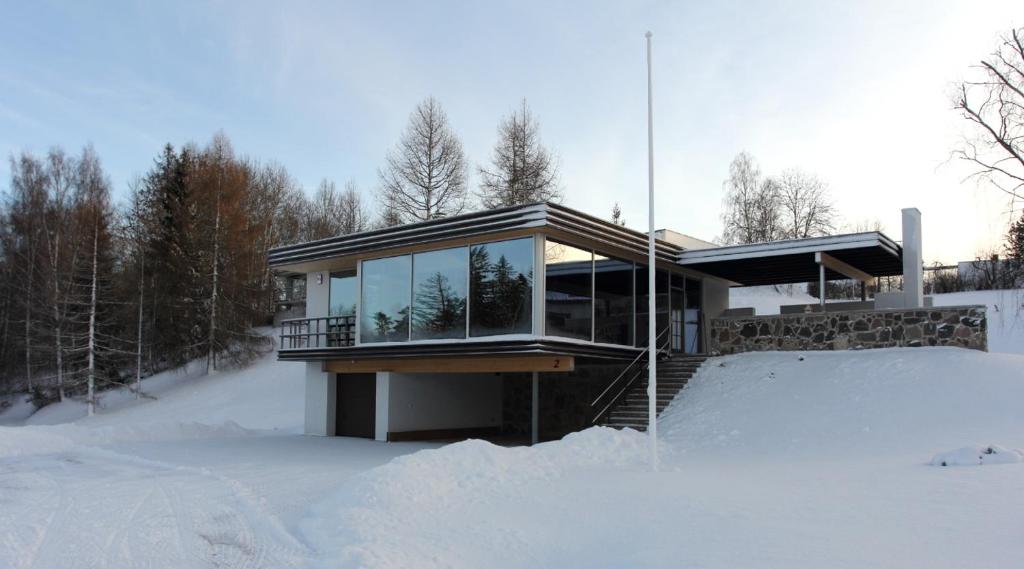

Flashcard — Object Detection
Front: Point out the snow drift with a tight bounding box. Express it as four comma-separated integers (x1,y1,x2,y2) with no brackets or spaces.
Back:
299,347,1024,569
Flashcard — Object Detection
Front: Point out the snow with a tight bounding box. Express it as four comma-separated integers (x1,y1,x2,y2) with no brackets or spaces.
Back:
930,445,1024,467
932,289,1024,355
728,283,818,315
20,340,305,430
293,347,1024,569
3,336,1024,567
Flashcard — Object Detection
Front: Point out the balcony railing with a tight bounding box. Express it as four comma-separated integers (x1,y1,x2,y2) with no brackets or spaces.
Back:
280,316,356,349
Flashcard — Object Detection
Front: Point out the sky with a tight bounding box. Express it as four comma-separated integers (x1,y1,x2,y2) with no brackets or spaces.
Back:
1,0,1020,263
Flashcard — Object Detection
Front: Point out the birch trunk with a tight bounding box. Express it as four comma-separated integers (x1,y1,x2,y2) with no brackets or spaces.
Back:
206,188,221,375
135,254,144,399
86,223,99,417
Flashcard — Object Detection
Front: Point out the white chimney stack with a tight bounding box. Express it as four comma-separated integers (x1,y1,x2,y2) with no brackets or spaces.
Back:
901,208,923,309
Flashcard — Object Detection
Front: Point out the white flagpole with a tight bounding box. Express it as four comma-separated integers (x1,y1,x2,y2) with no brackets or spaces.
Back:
645,31,658,472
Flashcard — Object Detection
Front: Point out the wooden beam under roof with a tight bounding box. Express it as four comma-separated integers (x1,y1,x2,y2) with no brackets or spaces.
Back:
324,354,575,374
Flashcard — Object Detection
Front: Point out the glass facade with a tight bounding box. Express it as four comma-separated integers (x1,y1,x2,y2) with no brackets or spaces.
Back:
469,238,534,337
412,246,468,340
544,241,593,340
359,255,411,342
348,233,701,349
594,255,634,345
635,266,670,348
329,271,357,317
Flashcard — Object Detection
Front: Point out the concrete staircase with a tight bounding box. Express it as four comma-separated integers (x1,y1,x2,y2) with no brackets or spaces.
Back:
599,355,708,431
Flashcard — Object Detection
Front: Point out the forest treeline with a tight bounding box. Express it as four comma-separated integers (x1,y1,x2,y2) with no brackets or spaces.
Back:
0,97,562,406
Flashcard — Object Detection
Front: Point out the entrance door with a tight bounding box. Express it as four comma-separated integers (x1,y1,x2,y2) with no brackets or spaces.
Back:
683,278,702,354
336,373,376,438
670,286,685,352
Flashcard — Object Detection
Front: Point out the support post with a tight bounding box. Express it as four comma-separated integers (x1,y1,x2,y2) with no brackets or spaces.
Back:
819,262,826,310
531,372,539,445
375,371,390,442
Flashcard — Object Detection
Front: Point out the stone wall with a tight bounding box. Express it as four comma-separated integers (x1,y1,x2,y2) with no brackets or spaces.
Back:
710,305,986,354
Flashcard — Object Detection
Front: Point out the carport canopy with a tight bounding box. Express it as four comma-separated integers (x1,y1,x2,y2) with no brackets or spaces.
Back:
677,232,903,286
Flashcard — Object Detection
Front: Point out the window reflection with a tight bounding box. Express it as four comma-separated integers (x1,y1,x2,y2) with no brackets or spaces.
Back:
635,266,670,347
412,247,468,340
329,271,357,317
545,241,593,340
594,255,634,345
360,255,411,342
469,238,534,336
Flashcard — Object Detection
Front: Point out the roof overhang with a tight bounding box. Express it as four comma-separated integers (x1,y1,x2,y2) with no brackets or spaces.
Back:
676,232,903,286
268,202,682,273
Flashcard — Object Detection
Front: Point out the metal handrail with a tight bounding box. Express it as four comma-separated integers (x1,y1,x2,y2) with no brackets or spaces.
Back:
279,315,356,349
590,325,672,425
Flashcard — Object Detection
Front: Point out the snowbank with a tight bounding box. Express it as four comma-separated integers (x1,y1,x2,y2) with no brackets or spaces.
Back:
297,347,1024,568
300,428,648,569
10,338,305,431
930,445,1023,467
660,348,1024,457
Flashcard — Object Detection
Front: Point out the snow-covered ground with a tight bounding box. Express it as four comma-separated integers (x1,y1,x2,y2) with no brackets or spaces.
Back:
3,344,1023,568
728,283,818,315
297,348,1024,569
2,294,1023,568
0,345,439,568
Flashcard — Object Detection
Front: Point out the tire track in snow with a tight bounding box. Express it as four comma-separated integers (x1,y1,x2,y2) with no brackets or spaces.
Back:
2,443,311,568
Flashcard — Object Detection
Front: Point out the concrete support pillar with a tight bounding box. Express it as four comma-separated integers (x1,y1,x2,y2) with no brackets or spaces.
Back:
304,362,335,436
902,208,923,309
531,372,539,445
374,371,390,442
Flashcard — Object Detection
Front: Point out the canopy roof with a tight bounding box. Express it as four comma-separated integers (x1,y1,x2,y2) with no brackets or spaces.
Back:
676,232,903,286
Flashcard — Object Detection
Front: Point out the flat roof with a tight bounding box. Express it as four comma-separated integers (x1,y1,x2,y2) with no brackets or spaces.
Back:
268,202,683,272
677,232,903,286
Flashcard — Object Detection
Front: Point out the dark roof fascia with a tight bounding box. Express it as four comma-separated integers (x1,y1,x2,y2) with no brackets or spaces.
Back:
276,338,641,362
269,202,682,269
676,231,902,264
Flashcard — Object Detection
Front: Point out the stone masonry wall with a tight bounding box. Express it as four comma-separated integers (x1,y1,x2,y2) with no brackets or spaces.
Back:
710,305,987,354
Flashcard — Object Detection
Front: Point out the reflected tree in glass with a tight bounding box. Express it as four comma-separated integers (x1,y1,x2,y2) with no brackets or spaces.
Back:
470,238,533,336
412,247,468,339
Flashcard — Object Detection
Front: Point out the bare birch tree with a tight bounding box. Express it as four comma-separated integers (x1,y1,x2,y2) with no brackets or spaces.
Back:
720,152,782,244
775,169,836,239
378,97,467,222
477,99,561,208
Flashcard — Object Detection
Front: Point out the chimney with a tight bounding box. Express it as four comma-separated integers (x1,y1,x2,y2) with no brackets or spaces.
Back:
901,208,923,308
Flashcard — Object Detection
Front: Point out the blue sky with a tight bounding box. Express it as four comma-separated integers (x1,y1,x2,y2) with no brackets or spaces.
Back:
1,1,1019,262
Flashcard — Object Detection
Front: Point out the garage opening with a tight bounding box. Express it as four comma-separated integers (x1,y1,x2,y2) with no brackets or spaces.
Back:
335,373,376,438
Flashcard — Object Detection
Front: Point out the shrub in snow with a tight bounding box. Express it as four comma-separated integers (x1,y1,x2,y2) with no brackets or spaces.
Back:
929,445,1023,467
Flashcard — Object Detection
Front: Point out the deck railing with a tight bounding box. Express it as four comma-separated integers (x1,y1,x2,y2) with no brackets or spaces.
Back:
279,315,356,349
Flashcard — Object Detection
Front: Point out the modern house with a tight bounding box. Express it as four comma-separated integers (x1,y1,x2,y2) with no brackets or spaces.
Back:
269,203,986,443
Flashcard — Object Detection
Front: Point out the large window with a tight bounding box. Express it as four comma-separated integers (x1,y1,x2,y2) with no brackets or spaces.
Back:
412,246,468,340
545,241,593,340
360,255,411,342
329,271,357,317
635,266,670,347
470,238,534,337
594,255,634,345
